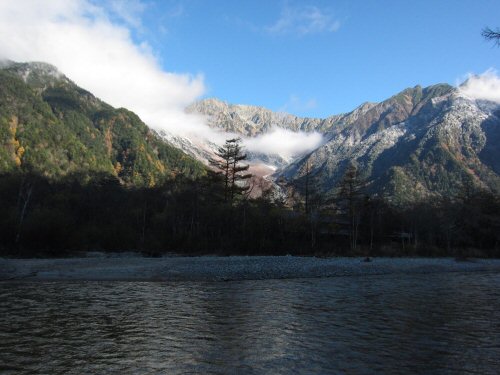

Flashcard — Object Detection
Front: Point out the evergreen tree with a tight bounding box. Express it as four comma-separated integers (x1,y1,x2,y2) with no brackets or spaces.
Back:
336,163,365,251
209,138,252,204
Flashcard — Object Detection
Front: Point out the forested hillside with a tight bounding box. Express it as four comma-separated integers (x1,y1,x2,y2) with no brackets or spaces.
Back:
0,61,204,186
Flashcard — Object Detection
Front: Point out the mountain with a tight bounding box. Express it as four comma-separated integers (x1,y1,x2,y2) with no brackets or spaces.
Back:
185,98,339,168
186,98,343,135
282,85,500,202
2,61,498,202
188,85,500,202
0,61,204,185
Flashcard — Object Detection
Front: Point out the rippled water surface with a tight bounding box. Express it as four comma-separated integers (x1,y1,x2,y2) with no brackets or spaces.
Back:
1,272,500,374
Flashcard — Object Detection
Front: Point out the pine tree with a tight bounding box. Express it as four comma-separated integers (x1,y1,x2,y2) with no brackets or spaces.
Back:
336,163,365,251
209,138,252,204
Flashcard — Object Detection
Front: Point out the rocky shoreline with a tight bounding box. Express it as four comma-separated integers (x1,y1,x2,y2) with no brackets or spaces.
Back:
1,256,500,282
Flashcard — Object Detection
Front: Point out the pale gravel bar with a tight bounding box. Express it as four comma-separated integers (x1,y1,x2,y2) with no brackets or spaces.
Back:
1,255,500,282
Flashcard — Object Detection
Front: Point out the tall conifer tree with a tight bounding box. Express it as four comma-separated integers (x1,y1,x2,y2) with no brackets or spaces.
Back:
209,138,252,204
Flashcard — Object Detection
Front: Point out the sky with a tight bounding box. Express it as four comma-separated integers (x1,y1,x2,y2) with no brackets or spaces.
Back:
0,0,499,157
135,0,500,117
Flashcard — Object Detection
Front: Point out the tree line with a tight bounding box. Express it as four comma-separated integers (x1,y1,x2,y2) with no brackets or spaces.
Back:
0,138,499,258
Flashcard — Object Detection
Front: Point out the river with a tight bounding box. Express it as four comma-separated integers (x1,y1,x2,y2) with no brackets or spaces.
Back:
1,271,499,374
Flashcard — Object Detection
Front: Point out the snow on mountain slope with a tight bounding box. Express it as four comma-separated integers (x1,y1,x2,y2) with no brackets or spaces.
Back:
184,84,500,201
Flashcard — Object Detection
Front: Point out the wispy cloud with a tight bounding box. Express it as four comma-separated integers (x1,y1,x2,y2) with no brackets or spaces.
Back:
279,94,318,114
166,3,184,18
266,3,340,36
157,3,185,36
459,69,500,103
104,0,147,30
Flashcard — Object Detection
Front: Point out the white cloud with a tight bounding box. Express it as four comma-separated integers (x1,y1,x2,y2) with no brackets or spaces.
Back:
0,0,208,137
266,4,340,36
244,128,323,160
459,69,500,103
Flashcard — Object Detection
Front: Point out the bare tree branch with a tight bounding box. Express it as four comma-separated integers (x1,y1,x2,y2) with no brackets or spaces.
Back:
482,27,500,46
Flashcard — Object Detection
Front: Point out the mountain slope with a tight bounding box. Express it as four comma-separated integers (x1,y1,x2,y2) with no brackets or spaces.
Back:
0,61,204,185
188,85,500,202
282,85,500,202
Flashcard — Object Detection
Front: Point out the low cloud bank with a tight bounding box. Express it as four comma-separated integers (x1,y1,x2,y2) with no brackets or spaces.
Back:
459,69,500,104
244,128,323,160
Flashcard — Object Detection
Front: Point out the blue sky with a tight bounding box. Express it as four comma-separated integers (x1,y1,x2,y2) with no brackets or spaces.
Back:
128,0,500,117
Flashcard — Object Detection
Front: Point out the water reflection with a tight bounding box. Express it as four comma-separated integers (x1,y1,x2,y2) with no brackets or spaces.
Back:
1,272,499,374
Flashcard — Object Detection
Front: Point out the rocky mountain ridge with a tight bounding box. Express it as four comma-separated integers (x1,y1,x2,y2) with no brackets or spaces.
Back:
188,84,500,201
288,86,500,201
186,98,332,135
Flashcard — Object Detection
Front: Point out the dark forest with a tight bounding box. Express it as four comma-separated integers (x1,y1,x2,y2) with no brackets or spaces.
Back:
1,167,499,258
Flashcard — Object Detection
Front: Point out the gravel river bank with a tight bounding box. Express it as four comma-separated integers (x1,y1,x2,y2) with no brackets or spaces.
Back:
1,256,500,282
